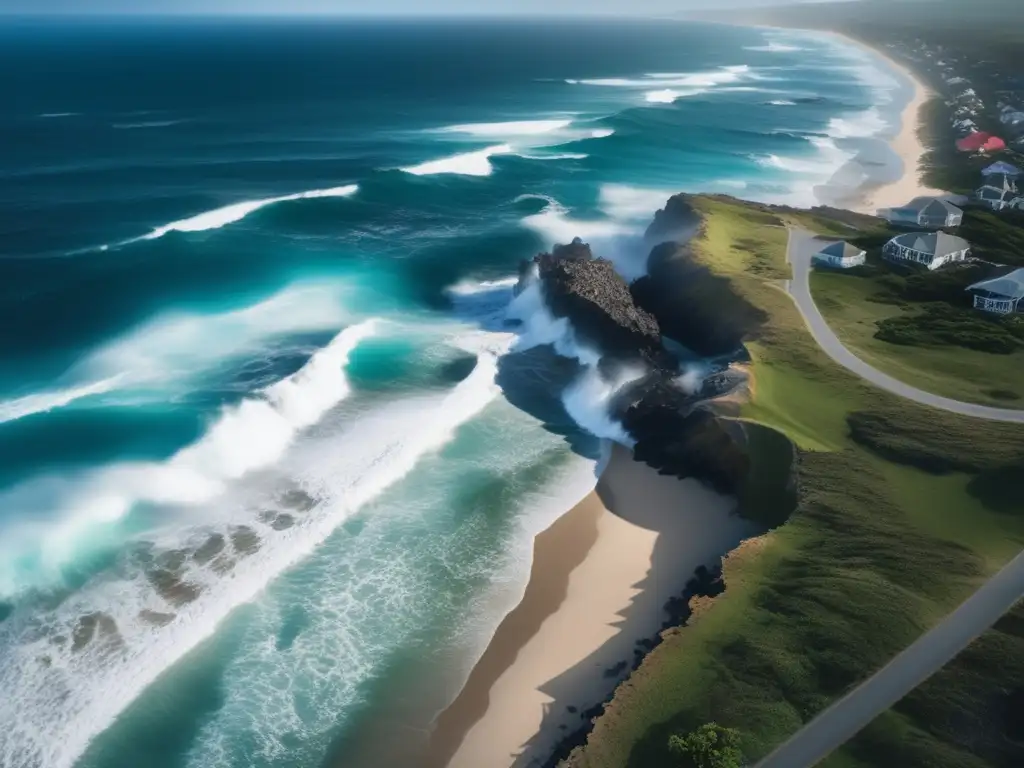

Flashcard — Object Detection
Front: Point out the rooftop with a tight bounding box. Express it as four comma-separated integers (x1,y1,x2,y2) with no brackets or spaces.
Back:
817,241,864,260
967,268,1024,300
890,231,971,257
898,197,962,216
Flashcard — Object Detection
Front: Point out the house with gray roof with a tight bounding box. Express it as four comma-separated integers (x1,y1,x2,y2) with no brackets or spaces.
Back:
966,268,1024,314
976,173,1022,211
812,241,866,269
883,197,963,229
981,161,1020,178
882,231,971,270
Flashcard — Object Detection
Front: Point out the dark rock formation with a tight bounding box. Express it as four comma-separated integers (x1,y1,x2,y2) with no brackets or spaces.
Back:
615,376,751,495
534,238,675,369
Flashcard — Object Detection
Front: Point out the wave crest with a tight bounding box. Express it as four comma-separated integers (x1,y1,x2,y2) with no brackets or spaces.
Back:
140,184,359,241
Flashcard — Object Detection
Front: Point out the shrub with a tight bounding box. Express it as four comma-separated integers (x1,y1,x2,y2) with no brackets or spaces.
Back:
668,723,744,768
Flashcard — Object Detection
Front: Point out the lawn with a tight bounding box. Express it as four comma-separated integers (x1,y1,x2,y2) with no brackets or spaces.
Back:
810,266,1024,407
562,195,1024,768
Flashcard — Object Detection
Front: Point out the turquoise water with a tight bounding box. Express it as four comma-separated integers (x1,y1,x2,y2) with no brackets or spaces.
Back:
0,18,909,768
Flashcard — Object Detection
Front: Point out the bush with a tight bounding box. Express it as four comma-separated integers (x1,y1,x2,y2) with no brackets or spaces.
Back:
874,305,1022,354
668,723,744,768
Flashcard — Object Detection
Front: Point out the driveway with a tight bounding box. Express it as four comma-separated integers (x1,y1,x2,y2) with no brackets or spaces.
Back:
785,227,1024,424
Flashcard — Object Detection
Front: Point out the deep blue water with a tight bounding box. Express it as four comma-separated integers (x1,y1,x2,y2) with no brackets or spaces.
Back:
0,17,908,768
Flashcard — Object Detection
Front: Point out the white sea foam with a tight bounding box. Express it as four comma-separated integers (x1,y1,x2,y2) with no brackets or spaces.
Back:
590,128,615,139
0,284,351,425
39,112,77,118
0,329,509,768
437,119,573,137
580,65,750,91
447,277,520,297
562,365,643,445
755,136,852,176
401,144,513,177
519,197,632,248
0,319,378,593
141,184,359,240
0,377,127,424
826,107,888,139
515,152,589,161
598,184,670,222
744,42,803,53
767,100,798,106
646,89,685,104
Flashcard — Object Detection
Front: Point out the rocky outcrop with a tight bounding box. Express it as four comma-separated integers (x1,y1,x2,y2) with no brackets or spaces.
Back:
614,378,751,495
532,238,676,370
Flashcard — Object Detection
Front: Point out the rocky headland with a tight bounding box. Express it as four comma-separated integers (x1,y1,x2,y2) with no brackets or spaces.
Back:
514,199,766,496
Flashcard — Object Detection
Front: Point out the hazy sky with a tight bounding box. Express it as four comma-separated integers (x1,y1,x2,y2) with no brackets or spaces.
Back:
0,0,843,15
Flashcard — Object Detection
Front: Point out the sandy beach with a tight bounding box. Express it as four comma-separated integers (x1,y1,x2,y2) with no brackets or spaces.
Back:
829,31,949,214
423,444,756,768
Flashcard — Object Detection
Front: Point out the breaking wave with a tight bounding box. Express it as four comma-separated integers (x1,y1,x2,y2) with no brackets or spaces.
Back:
401,144,513,176
0,319,379,595
0,284,352,425
436,119,573,136
0,328,509,768
138,184,359,241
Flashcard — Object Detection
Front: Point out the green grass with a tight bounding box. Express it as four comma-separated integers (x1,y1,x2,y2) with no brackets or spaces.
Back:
562,195,1024,768
810,264,1024,407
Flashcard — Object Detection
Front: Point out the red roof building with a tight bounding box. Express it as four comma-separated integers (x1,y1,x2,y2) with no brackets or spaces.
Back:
957,132,1007,153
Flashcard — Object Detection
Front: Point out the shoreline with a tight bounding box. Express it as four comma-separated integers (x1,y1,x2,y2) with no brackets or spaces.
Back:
812,28,948,214
423,443,755,768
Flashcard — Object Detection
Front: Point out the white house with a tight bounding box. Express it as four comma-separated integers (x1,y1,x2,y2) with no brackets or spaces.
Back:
976,173,1022,211
883,231,971,270
882,197,963,229
813,241,867,269
966,269,1024,314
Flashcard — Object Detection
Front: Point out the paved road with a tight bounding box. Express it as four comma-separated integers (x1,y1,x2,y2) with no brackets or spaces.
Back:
785,227,1024,424
753,229,1024,767
755,550,1024,768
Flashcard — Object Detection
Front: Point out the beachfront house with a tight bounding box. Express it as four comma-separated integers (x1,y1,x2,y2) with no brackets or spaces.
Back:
883,231,971,270
975,173,1022,211
812,241,866,269
966,269,1024,314
883,197,963,229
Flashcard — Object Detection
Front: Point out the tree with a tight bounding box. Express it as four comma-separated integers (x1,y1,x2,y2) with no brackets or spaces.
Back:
667,723,743,768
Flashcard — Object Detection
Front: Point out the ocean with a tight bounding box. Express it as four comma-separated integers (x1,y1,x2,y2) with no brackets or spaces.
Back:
0,17,908,768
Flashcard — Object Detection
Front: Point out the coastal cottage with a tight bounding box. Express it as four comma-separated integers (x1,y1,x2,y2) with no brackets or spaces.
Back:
812,241,866,269
883,231,971,270
883,197,963,229
981,161,1021,178
975,173,1021,211
966,269,1024,314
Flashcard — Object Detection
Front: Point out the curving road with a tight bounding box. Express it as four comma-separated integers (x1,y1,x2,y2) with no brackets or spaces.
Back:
755,550,1024,768
785,227,1024,424
752,229,1024,768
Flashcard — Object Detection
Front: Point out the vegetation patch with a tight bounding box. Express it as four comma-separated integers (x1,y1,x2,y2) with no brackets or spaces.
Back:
563,195,1024,768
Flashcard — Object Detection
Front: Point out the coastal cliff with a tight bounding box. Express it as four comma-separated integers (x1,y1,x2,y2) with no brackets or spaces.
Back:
518,229,754,495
